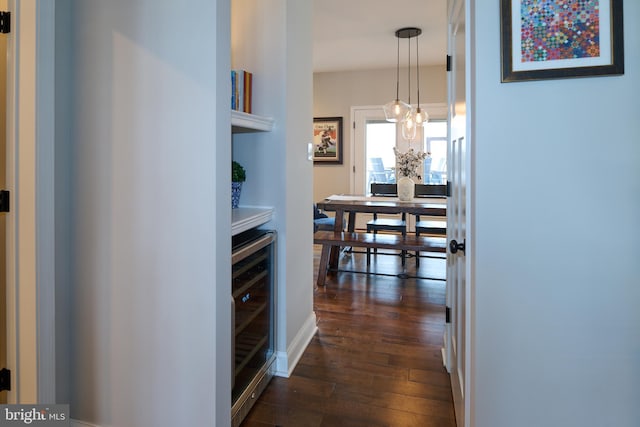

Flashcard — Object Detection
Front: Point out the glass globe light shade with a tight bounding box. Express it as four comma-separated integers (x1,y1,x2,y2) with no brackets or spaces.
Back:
414,107,429,127
401,111,417,141
383,99,410,123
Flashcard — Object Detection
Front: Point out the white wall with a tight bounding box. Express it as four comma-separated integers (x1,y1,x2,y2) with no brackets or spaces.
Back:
55,0,72,405
58,1,230,425
231,0,315,376
313,66,446,201
53,1,314,424
470,2,640,426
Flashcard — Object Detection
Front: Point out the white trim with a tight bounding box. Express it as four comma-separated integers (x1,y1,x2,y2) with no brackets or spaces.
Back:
349,105,380,194
274,311,317,377
464,0,474,425
4,0,18,405
231,110,274,133
16,0,40,403
3,0,57,404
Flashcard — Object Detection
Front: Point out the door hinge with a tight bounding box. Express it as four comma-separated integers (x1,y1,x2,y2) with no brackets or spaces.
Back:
0,190,9,212
0,11,10,34
446,55,452,72
445,306,451,324
446,181,451,197
0,368,10,391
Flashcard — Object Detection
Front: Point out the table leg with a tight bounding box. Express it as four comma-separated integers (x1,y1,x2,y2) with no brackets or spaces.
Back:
347,211,356,232
328,208,346,273
316,244,331,287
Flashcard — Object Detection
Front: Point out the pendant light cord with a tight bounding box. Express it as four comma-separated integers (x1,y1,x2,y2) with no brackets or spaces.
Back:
416,34,420,108
395,35,400,100
407,36,411,106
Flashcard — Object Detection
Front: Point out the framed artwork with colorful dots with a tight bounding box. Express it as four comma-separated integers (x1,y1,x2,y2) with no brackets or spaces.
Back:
500,0,624,82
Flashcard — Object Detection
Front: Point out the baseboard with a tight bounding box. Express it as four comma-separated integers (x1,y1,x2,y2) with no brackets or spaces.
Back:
274,311,318,378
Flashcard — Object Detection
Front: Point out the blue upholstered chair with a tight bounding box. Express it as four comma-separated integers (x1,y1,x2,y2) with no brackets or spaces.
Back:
314,204,336,232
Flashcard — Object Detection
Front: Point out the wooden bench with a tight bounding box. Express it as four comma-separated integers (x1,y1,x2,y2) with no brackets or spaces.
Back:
313,231,447,287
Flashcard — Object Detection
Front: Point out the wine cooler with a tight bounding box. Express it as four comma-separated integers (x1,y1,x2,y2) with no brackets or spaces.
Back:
231,228,276,427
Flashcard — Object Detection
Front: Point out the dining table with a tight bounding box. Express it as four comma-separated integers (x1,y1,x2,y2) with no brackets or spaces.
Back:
316,194,447,272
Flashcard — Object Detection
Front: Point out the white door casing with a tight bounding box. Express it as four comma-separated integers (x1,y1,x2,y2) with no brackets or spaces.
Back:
351,106,388,196
0,0,6,406
351,106,397,230
3,0,56,403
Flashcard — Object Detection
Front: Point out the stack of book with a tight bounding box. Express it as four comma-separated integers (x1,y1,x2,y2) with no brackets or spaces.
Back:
231,70,253,114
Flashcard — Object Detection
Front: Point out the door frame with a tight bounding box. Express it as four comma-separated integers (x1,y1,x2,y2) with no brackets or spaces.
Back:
446,0,474,425
350,103,448,196
4,0,56,403
350,105,387,195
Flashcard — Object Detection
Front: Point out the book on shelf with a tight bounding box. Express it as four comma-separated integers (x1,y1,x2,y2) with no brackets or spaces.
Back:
231,70,236,110
231,69,253,114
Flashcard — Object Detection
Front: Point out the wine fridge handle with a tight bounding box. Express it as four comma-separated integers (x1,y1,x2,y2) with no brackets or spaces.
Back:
231,295,235,389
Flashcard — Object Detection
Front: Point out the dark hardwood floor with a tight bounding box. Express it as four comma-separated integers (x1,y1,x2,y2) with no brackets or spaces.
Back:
241,246,456,427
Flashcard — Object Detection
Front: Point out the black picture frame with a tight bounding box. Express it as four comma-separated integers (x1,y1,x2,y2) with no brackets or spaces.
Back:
500,0,624,82
313,117,343,164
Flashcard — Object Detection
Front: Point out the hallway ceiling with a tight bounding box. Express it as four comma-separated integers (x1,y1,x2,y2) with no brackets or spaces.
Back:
312,0,448,72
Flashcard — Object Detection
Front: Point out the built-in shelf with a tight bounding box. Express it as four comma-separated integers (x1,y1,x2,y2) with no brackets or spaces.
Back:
231,110,274,133
232,207,274,236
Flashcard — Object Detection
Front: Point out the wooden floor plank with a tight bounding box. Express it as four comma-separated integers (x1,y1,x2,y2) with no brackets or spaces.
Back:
240,245,456,427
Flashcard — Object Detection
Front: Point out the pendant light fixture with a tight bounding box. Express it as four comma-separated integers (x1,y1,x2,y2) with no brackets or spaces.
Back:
383,32,410,122
383,27,429,141
400,29,417,141
411,32,428,128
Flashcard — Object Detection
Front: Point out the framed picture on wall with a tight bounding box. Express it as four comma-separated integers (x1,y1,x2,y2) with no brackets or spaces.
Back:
313,117,343,164
500,0,624,82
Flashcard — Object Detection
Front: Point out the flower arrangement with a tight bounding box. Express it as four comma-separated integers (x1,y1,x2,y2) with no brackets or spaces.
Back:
393,147,429,180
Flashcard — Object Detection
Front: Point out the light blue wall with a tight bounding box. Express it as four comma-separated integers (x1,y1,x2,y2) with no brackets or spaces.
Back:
471,2,640,426
57,1,313,425
58,1,230,425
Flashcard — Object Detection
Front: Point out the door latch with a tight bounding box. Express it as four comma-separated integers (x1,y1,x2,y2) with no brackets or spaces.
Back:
449,239,465,255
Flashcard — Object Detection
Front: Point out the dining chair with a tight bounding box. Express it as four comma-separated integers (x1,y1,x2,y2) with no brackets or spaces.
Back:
366,183,407,265
413,184,447,266
313,203,336,233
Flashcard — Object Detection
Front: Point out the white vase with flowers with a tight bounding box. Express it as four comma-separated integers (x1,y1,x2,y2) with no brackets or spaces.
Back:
393,147,429,201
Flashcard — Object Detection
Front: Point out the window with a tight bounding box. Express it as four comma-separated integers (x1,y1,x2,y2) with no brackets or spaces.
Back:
423,120,447,184
352,105,447,195
365,121,396,185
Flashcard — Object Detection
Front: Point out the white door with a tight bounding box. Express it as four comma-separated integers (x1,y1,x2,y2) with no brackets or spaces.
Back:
445,0,468,425
351,107,398,230
352,107,396,195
